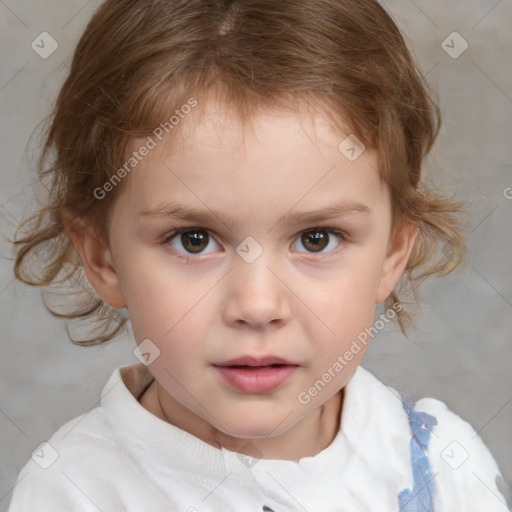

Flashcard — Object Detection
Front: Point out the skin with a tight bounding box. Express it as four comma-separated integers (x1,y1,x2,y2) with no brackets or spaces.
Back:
63,97,418,461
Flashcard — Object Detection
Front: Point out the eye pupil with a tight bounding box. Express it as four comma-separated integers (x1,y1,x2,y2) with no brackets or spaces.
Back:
302,230,329,252
182,230,208,252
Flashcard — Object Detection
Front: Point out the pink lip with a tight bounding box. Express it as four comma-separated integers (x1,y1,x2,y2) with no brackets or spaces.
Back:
213,355,299,393
214,355,296,367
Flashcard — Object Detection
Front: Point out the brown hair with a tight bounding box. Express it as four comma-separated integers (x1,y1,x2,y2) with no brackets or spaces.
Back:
12,0,467,345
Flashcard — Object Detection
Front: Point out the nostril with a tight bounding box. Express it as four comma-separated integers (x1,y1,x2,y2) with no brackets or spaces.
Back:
262,506,275,512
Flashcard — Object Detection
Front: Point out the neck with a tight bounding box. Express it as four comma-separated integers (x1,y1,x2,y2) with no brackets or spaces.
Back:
140,381,344,461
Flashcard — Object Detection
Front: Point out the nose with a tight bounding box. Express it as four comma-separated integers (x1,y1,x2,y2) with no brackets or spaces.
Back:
222,250,291,329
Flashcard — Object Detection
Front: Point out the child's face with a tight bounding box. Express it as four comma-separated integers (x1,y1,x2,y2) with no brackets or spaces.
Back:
83,98,416,442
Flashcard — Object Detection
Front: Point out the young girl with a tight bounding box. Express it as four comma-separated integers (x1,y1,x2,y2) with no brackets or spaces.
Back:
8,0,510,510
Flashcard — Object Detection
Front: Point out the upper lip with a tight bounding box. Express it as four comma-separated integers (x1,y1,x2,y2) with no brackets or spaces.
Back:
213,355,298,367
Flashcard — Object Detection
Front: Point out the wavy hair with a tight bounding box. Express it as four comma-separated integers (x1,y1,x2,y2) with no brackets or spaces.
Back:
12,0,467,345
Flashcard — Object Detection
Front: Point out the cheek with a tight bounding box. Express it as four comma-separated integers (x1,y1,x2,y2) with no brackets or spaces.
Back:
327,249,383,301
308,251,384,344
128,284,203,345
119,261,220,370
115,252,195,339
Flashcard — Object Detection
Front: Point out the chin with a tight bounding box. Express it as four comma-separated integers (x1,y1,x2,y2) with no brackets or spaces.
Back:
219,412,296,440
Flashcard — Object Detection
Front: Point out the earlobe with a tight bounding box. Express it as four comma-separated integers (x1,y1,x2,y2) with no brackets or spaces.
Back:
61,213,126,308
375,222,419,304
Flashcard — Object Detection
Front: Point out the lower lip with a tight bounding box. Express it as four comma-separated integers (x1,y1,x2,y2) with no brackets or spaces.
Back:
213,365,298,393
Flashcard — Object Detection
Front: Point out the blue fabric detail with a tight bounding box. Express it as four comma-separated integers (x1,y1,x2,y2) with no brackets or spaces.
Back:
398,394,438,512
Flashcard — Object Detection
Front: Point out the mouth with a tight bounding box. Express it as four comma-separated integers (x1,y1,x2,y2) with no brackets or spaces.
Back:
213,356,299,393
225,364,289,369
213,355,298,367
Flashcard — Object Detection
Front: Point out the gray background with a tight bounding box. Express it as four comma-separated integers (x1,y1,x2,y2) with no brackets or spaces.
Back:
0,0,511,509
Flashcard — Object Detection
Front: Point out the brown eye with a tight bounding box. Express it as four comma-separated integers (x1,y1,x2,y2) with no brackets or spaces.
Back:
293,228,344,254
301,230,328,252
166,228,220,255
181,230,208,253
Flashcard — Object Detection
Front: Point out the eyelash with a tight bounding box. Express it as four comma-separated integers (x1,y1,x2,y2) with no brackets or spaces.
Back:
162,227,347,260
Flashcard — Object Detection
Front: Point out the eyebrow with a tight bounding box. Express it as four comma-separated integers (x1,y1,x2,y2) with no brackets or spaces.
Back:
138,200,372,227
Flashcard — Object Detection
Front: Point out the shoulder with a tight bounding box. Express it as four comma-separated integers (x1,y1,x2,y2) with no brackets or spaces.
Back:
8,363,158,511
342,367,510,511
414,397,511,512
8,407,127,511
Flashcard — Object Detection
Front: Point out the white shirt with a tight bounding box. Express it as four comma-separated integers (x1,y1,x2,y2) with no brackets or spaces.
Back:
8,363,510,512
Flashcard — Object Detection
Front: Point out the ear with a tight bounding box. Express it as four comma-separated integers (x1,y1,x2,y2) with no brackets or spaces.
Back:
60,211,126,308
375,221,419,304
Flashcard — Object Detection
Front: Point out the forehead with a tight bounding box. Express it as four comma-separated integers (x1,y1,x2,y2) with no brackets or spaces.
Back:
116,97,387,227
156,96,355,157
